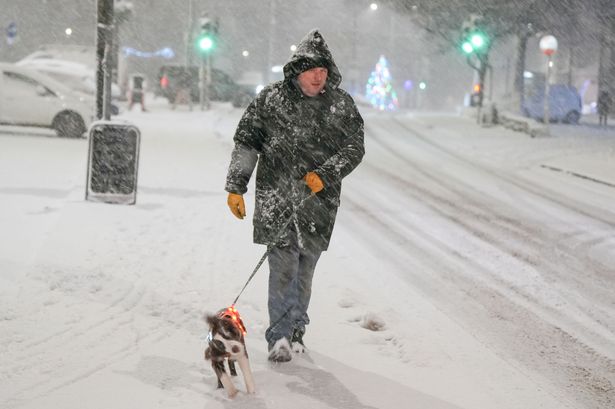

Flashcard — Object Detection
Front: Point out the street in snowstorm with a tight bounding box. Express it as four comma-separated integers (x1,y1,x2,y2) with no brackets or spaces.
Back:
1,1,615,409
2,101,614,408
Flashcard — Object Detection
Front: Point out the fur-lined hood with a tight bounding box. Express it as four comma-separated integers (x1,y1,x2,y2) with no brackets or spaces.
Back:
282,29,342,89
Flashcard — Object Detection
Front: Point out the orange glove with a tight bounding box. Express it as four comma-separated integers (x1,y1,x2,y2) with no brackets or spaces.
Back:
227,193,246,219
304,171,324,193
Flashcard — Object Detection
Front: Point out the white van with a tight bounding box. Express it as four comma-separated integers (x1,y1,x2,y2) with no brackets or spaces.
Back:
0,63,94,138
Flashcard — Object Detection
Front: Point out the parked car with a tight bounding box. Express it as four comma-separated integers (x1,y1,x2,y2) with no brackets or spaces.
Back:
156,65,240,104
17,58,120,114
231,70,264,108
0,62,93,138
231,69,286,108
522,84,582,124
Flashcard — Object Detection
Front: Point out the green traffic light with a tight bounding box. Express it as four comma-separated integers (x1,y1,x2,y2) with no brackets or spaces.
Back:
462,42,474,54
198,36,214,51
470,33,486,48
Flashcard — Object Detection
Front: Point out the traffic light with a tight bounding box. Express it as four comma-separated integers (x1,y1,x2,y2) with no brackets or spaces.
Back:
461,31,488,54
198,35,214,52
470,84,482,107
196,16,217,54
460,14,489,55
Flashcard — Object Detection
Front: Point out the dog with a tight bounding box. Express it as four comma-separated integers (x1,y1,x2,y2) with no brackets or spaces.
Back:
204,306,255,398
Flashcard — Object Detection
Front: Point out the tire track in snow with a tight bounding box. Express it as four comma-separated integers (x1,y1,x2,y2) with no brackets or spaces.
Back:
342,185,614,409
365,119,615,334
344,116,615,409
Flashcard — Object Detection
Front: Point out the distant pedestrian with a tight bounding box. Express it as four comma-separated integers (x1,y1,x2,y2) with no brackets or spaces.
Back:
128,74,147,112
597,90,611,127
172,69,193,111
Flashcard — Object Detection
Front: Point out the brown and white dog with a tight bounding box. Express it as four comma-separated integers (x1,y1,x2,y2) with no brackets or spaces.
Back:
204,306,255,398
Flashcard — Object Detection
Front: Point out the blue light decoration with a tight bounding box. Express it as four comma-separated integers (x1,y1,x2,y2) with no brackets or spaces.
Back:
365,55,399,111
122,47,175,59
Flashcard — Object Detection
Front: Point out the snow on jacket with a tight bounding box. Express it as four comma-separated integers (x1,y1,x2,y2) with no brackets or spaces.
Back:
225,29,365,251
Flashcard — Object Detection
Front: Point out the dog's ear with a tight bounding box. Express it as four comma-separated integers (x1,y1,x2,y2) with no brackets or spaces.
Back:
205,314,218,328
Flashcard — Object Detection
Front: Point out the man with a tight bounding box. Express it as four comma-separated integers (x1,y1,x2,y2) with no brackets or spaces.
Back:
128,74,147,112
224,29,364,362
597,90,611,127
172,69,193,111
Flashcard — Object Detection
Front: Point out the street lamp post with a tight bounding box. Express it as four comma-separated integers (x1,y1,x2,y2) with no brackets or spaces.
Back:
540,35,558,132
351,5,358,95
96,0,114,121
112,0,133,85
349,1,379,96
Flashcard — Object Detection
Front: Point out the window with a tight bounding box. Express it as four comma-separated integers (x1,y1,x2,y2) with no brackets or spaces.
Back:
3,71,55,97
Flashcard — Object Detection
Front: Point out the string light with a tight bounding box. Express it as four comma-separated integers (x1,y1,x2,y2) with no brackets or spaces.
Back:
221,305,247,335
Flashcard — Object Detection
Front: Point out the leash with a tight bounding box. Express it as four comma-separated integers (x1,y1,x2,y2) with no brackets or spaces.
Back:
231,193,314,306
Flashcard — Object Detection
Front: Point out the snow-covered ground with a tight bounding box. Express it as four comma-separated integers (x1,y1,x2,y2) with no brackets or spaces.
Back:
1,97,614,409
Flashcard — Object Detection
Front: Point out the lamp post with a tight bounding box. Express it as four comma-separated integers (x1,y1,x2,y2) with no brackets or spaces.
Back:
350,2,360,96
349,1,379,96
539,35,558,132
112,0,133,85
96,0,114,120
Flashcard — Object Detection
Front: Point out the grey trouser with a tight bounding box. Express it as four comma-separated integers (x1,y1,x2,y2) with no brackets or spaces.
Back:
265,228,321,346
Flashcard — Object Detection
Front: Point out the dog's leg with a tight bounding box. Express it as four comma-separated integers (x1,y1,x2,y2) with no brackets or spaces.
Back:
219,372,238,398
228,359,238,376
237,354,256,394
212,360,225,389
212,360,238,398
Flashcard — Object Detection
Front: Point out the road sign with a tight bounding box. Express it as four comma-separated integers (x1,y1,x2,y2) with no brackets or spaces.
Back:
539,35,557,133
539,35,558,56
86,121,141,205
6,22,17,45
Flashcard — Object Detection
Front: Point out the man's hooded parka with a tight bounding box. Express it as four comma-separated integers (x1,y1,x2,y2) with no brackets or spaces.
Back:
225,29,365,251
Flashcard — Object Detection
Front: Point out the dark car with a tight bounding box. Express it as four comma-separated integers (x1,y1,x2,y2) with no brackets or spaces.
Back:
231,83,258,108
157,65,239,104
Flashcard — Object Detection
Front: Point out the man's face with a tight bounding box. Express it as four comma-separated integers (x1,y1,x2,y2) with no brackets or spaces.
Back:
297,67,328,97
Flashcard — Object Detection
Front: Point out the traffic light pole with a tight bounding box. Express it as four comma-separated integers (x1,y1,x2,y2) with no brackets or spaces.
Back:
199,58,205,110
199,55,211,111
206,53,211,109
466,54,488,123
196,14,217,111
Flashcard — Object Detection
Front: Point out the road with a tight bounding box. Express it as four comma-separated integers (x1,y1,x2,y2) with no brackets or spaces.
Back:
342,113,615,409
1,107,613,409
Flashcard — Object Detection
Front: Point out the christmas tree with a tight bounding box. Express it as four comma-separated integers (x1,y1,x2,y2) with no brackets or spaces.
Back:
365,55,399,111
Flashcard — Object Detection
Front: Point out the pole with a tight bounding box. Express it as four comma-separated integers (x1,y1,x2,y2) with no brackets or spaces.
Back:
267,0,276,83
388,11,395,59
185,0,193,66
96,0,114,120
351,5,358,95
567,48,573,86
544,55,552,130
488,64,493,102
505,57,510,95
205,52,211,109
477,59,487,124
103,43,112,120
199,56,205,110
